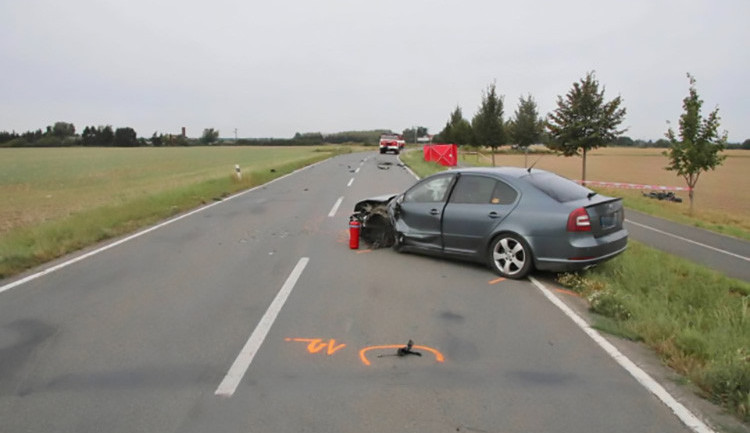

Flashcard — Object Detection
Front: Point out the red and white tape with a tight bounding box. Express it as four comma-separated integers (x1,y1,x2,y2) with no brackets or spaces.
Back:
576,180,691,191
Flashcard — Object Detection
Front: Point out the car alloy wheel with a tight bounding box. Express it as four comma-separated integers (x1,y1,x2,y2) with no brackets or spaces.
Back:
488,234,532,279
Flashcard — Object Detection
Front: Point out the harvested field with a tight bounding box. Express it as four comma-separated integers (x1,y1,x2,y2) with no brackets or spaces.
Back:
465,147,750,220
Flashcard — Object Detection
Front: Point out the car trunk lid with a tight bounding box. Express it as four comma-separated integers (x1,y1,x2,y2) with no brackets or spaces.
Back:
580,197,625,237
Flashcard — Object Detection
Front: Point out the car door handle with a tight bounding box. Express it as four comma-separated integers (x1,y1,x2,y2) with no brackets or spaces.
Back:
430,209,440,216
488,211,500,219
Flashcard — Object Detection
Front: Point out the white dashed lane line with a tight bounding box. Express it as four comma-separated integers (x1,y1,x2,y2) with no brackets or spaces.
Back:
328,196,344,218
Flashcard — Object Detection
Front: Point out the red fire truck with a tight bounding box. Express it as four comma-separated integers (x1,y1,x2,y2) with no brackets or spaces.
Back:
378,134,405,155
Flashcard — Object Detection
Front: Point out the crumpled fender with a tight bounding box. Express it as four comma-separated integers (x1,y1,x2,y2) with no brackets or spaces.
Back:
352,194,399,248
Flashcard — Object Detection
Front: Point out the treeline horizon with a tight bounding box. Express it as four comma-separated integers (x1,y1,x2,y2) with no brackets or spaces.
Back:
1,122,748,149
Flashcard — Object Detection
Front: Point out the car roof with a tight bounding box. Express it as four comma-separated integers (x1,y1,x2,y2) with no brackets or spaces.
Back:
448,166,548,179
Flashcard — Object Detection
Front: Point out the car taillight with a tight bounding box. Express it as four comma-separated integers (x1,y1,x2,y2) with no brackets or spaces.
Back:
567,207,591,232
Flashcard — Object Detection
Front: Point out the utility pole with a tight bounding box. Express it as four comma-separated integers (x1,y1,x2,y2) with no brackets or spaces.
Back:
234,128,238,141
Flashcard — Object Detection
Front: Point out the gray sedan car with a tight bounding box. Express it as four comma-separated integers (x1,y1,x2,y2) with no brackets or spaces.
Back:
353,167,628,279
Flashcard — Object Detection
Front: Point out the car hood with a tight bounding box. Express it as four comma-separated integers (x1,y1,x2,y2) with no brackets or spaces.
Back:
353,194,398,213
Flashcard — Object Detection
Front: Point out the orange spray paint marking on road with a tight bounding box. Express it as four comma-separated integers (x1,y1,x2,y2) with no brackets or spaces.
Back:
356,249,372,254
554,288,581,297
359,345,445,366
285,338,347,355
488,277,506,285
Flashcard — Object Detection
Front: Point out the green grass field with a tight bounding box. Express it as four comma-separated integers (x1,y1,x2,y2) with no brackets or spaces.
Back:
0,146,349,277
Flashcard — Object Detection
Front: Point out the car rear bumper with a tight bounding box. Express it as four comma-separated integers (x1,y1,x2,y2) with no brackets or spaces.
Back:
535,244,628,272
532,231,629,273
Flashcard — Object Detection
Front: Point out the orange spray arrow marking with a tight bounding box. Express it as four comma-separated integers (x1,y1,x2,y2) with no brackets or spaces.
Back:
359,345,445,366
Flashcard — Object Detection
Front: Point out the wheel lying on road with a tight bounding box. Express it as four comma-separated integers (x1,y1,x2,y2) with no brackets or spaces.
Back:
487,233,533,279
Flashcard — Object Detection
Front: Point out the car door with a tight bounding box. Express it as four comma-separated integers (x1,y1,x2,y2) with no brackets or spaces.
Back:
394,173,456,251
442,174,519,256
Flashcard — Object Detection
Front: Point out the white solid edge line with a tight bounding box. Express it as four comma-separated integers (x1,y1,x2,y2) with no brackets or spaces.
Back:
0,161,324,296
328,196,344,218
625,219,749,262
215,257,309,398
528,276,715,433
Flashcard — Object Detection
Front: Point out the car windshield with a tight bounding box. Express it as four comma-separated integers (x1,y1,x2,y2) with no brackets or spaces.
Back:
524,172,593,203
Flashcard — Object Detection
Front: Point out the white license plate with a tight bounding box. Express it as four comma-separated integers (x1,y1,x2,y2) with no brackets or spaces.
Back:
600,214,616,228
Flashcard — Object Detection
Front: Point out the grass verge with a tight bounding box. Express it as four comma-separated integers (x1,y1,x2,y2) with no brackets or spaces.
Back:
557,242,750,422
0,149,346,279
399,150,447,177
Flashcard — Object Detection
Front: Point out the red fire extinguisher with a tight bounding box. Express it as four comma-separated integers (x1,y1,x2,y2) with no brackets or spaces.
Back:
349,216,361,250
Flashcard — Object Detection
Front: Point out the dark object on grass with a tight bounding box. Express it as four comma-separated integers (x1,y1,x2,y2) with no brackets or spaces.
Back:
642,191,683,203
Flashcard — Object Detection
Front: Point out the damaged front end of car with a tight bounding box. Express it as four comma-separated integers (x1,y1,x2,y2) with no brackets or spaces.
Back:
352,195,398,248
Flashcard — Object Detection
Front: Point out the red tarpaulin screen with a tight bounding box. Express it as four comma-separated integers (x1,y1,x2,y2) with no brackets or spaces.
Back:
423,144,458,167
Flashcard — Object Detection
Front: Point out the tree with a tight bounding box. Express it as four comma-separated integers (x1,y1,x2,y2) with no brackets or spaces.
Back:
509,94,543,167
471,83,506,165
664,73,727,214
82,126,93,146
98,126,114,146
401,126,429,143
82,125,114,146
0,131,19,145
741,139,750,150
113,127,138,147
615,136,635,147
438,106,473,146
51,122,75,138
546,71,627,182
201,128,220,145
151,132,164,147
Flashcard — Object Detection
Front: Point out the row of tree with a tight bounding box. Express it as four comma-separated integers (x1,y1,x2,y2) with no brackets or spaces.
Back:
0,124,410,148
433,72,628,172
0,124,226,148
434,72,728,213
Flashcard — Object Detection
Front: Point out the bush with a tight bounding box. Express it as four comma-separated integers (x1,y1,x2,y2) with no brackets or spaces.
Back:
587,289,632,321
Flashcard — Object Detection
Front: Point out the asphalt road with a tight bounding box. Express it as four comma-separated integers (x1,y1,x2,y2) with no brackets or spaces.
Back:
0,152,733,433
625,209,750,282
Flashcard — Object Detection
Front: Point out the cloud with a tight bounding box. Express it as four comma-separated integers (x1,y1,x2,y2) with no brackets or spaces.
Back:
1,0,748,141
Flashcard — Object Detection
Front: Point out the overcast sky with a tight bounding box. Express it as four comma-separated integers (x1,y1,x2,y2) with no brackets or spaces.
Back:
2,0,748,142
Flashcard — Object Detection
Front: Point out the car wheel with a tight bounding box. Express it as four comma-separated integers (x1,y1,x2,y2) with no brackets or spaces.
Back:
488,233,532,279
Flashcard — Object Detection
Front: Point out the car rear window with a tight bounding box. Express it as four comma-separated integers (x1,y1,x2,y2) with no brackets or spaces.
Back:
524,172,592,203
